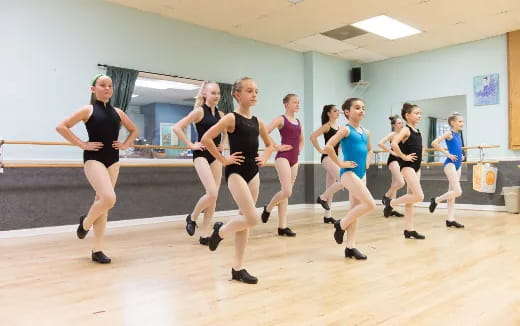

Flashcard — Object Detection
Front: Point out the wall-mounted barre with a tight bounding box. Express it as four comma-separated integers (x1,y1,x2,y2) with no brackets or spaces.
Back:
372,145,500,166
0,140,266,151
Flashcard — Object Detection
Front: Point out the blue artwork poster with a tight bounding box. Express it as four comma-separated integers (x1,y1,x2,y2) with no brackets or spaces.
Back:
473,73,499,106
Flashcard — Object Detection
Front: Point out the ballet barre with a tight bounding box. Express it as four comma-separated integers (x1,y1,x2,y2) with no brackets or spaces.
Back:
0,161,195,168
0,140,266,151
369,160,499,168
373,144,500,166
0,139,276,172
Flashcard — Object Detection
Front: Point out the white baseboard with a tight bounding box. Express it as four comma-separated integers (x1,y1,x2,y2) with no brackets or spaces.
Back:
409,201,507,212
0,200,505,239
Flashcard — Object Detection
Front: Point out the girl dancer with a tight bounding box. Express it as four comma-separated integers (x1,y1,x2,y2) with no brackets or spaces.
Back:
325,98,375,260
429,113,465,228
173,81,227,245
201,77,273,284
378,115,405,217
261,94,303,236
56,74,139,263
383,103,425,239
310,105,344,224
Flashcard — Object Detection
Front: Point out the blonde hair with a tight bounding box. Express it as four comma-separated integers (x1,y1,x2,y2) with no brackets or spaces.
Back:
194,81,218,109
283,93,297,105
448,112,463,127
231,77,253,101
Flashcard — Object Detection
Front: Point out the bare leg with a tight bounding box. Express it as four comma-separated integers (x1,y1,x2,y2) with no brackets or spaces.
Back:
220,174,259,238
265,158,294,213
92,163,120,252
390,168,424,208
320,157,344,213
435,164,462,203
277,163,299,229
385,161,405,199
440,166,462,222
82,161,118,230
339,174,375,230
233,175,260,270
345,191,361,249
199,160,222,237
191,157,221,225
333,174,374,258
390,168,423,231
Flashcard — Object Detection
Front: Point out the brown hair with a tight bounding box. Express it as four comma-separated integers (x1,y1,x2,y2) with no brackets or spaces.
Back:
342,98,363,111
388,114,401,131
321,104,336,125
283,93,297,105
401,102,418,121
89,75,111,105
341,98,363,119
231,77,253,101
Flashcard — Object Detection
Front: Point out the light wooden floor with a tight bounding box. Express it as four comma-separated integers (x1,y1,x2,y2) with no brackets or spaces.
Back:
1,206,520,326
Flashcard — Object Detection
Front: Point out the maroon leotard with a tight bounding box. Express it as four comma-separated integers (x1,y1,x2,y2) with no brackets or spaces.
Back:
275,115,301,167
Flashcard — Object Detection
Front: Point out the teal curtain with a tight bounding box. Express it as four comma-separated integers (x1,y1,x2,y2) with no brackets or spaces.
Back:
106,66,138,112
460,130,466,161
428,117,437,162
218,83,234,113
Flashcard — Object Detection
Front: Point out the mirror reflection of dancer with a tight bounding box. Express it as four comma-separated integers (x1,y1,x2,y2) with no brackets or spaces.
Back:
202,77,273,284
429,113,465,228
310,105,344,224
261,94,303,237
378,115,405,218
383,103,425,240
56,74,139,264
325,98,375,260
173,82,227,246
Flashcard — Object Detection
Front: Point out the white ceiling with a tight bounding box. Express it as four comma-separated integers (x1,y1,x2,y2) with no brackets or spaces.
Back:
105,0,520,63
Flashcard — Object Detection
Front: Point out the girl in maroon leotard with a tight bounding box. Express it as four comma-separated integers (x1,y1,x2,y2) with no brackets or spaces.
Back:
261,94,303,237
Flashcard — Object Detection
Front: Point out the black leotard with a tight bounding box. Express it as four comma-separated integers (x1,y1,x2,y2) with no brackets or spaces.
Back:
398,125,422,172
321,125,339,162
224,112,259,183
193,104,221,164
83,100,121,168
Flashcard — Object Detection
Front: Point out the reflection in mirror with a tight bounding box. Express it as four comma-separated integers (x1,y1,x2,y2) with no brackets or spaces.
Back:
404,95,467,180
120,72,202,160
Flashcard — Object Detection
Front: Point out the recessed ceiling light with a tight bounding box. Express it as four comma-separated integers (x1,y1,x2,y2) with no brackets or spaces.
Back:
351,15,421,40
288,0,304,4
132,94,139,98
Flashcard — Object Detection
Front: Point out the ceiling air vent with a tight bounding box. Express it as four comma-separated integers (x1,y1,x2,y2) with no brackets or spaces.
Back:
321,25,367,41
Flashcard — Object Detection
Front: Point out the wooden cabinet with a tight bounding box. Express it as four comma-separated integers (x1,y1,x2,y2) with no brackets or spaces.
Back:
508,31,520,149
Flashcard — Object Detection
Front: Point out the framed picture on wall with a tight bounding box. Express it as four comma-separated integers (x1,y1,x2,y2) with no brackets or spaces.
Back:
473,73,499,106
160,123,174,146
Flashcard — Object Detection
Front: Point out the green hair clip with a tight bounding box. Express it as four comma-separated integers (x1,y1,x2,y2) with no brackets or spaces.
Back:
91,73,106,86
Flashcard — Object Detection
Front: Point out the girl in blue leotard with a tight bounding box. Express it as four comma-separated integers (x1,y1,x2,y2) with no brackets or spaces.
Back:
324,98,375,260
429,113,465,228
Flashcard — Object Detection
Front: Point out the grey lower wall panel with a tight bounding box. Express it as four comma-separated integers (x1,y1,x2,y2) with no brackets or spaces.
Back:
367,161,520,206
1,161,518,231
0,165,305,231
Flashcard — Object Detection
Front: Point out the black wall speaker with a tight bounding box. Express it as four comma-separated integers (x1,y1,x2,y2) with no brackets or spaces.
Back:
350,67,361,83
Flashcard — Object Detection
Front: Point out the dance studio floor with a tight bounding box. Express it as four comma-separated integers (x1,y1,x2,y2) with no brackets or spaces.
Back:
1,206,519,326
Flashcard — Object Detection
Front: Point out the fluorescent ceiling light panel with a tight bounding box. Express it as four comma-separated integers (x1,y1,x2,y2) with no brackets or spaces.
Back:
135,78,200,90
351,15,421,40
